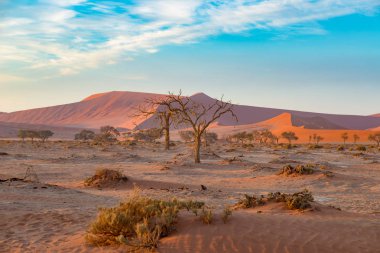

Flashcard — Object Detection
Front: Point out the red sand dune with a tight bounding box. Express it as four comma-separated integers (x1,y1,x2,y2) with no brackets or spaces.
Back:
1,91,380,132
208,113,376,143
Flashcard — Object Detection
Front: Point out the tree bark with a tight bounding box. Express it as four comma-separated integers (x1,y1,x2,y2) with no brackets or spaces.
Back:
194,134,201,163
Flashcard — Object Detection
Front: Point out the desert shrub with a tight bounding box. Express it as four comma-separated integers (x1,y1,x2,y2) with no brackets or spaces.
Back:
37,130,54,142
179,130,194,143
337,145,345,151
84,169,128,187
356,145,367,151
285,190,314,210
75,130,96,141
308,144,323,149
222,207,232,224
200,208,213,224
234,194,265,209
132,128,163,142
236,190,314,211
202,132,218,146
86,195,206,248
279,165,314,176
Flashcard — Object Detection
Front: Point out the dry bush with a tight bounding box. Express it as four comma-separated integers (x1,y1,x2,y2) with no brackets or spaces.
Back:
84,169,128,187
86,192,206,249
200,208,213,224
337,145,345,151
235,190,314,211
222,207,232,224
356,145,367,151
279,164,314,176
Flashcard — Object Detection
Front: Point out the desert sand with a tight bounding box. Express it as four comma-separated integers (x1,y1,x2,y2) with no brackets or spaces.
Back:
0,139,379,253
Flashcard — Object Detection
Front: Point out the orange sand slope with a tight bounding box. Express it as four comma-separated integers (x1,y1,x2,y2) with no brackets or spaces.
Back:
209,113,378,143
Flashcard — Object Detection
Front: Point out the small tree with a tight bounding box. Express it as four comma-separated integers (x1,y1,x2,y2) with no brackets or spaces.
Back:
368,133,380,147
167,91,236,163
315,135,323,145
94,126,120,143
135,96,177,150
75,130,96,141
353,134,360,144
25,130,39,143
37,130,54,142
281,131,298,145
18,129,27,142
341,132,349,145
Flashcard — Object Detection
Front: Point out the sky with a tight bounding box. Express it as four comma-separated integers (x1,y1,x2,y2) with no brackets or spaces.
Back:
1,0,380,115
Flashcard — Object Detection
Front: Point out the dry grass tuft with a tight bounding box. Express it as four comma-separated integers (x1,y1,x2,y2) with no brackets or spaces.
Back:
200,208,213,224
279,164,314,176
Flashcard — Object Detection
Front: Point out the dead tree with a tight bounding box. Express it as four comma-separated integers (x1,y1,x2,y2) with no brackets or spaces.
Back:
135,96,176,150
167,91,237,163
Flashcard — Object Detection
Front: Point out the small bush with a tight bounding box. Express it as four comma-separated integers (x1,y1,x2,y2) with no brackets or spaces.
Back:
279,165,314,176
84,169,127,187
337,145,345,151
235,190,314,211
222,207,232,224
356,145,367,151
234,194,265,209
200,208,213,224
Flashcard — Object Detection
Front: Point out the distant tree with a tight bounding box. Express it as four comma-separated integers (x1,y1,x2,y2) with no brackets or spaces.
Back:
166,91,237,163
260,129,275,144
308,135,312,144
179,130,194,143
25,130,39,143
368,133,380,147
18,129,27,142
94,125,120,143
37,130,54,142
316,136,323,145
353,134,360,144
75,130,96,141
281,131,298,145
135,96,177,150
341,132,349,145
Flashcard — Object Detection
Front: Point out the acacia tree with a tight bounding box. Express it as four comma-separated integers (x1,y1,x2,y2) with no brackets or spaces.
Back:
135,96,176,150
353,134,360,144
167,91,237,163
75,130,96,141
18,129,27,142
37,130,54,142
281,131,298,145
341,132,349,145
368,133,380,147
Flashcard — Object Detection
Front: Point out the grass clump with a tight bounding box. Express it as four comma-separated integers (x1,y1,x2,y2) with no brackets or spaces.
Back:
222,207,232,224
84,169,127,187
200,208,213,224
279,164,314,176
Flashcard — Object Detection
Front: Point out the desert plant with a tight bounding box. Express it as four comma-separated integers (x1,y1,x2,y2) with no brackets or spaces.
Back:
222,207,232,224
353,134,360,144
279,164,314,176
341,132,348,145
75,130,96,141
166,91,237,163
285,190,314,210
337,145,345,151
368,133,380,147
132,128,163,143
356,145,367,151
202,131,218,146
200,208,213,224
37,130,54,142
84,169,128,187
235,194,265,209
179,130,194,143
281,131,298,145
18,129,27,142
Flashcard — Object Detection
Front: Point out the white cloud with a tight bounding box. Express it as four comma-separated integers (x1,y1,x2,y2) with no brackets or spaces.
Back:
0,0,379,77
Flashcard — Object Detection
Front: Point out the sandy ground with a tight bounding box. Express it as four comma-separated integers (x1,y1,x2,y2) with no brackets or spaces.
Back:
0,140,379,252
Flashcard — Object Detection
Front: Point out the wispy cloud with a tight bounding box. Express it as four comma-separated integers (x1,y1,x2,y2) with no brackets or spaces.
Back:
0,0,379,76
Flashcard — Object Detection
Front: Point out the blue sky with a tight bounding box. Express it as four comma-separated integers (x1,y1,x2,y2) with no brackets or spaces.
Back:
1,0,380,115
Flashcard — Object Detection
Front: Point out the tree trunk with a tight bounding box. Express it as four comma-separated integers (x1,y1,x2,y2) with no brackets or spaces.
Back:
164,116,170,150
194,134,201,163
